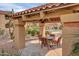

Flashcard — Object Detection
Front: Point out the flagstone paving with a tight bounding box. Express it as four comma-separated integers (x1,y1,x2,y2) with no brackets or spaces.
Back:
21,39,62,56
0,37,62,56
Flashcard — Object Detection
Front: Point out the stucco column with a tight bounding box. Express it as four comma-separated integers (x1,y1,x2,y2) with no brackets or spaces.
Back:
39,23,46,37
61,13,79,56
62,22,79,56
14,20,25,49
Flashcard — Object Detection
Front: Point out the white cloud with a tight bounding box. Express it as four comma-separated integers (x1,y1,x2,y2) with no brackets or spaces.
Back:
0,3,26,12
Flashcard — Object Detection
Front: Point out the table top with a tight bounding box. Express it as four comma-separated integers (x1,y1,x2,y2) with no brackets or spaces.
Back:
46,36,54,40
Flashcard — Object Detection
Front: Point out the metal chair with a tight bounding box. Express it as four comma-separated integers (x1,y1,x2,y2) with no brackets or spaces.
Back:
38,36,49,48
52,36,62,47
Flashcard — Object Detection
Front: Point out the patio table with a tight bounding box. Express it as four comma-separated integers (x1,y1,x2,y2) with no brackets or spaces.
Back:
47,36,54,40
46,36,55,48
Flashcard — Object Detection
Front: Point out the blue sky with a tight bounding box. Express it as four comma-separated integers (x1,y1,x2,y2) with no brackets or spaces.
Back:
0,3,45,12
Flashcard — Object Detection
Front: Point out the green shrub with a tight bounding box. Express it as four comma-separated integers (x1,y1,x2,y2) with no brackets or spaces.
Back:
26,25,39,36
71,42,79,55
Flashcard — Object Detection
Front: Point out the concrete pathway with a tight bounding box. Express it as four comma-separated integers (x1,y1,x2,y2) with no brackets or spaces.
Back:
0,37,62,56
21,39,62,56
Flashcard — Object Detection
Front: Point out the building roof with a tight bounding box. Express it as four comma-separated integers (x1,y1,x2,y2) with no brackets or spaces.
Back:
12,3,79,17
0,10,12,16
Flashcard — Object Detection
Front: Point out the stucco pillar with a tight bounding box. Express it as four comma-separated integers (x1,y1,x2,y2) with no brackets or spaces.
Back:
62,22,79,56
39,23,46,37
61,13,79,56
14,20,25,49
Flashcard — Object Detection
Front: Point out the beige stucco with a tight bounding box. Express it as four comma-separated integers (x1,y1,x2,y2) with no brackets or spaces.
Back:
0,14,8,29
14,20,25,49
62,26,79,56
39,23,46,37
61,13,79,22
60,13,79,55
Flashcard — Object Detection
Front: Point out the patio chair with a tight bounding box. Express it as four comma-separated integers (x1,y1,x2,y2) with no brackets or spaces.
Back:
38,36,49,48
41,37,48,48
52,36,62,47
38,34,42,44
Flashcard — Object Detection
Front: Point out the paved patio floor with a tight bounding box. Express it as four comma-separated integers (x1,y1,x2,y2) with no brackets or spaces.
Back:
0,37,62,56
21,39,62,56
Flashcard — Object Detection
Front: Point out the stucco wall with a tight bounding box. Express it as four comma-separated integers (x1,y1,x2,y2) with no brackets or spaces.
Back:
61,13,79,22
0,14,6,29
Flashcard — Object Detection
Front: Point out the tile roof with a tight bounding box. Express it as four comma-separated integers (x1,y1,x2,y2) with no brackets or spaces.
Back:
12,3,78,17
0,10,12,16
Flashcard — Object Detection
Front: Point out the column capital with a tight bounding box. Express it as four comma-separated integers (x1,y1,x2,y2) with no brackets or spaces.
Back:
40,11,45,19
39,23,46,37
14,20,25,26
39,22,45,27
22,15,26,21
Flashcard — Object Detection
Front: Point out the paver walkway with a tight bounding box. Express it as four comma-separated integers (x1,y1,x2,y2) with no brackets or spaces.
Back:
0,37,62,56
21,39,62,56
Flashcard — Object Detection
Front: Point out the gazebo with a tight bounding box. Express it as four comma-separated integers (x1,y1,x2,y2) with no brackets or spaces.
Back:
12,3,79,55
